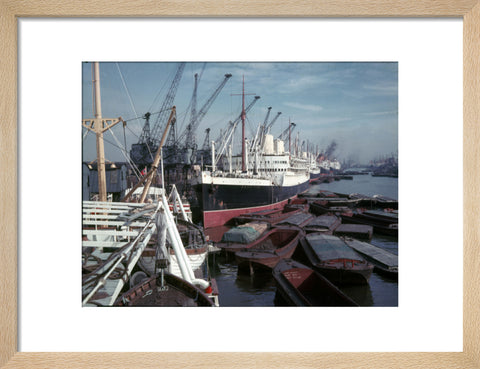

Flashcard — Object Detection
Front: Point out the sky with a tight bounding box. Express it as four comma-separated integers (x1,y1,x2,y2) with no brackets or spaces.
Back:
82,62,398,165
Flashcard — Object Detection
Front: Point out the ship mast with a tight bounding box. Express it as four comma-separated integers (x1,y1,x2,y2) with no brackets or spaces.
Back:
241,76,246,172
289,118,292,157
231,75,255,172
82,62,123,202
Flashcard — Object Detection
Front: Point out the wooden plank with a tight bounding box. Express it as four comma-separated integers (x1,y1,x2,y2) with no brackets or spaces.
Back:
83,229,139,237
82,220,147,227
82,241,129,248
83,201,145,208
117,209,158,221
82,208,130,215
83,214,132,220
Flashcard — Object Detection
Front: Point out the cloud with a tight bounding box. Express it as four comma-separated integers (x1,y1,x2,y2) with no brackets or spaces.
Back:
363,110,398,116
83,62,398,164
284,102,323,112
363,82,397,95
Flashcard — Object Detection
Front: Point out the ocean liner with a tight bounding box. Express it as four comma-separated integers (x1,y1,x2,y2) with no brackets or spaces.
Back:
192,79,310,228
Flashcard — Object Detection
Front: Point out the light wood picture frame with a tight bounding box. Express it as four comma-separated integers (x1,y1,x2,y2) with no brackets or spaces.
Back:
1,1,478,368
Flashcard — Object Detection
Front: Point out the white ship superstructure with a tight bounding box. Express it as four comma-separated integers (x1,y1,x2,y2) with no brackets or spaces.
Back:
194,131,310,228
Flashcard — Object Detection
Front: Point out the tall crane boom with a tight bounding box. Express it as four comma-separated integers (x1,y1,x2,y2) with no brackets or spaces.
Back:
215,95,261,144
263,107,272,125
257,110,282,149
149,63,186,145
266,111,282,134
189,73,199,137
131,63,185,167
201,128,211,151
180,73,232,149
140,62,186,146
215,95,261,164
277,122,296,141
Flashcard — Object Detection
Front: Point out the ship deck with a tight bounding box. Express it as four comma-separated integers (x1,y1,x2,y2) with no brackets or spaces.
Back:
82,201,160,306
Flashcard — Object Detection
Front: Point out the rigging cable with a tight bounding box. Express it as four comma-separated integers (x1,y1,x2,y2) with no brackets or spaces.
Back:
117,107,173,131
107,127,142,180
116,63,138,119
123,121,127,160
92,131,142,179
148,65,175,113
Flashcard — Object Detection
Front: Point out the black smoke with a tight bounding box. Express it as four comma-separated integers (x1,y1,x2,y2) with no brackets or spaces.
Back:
324,141,337,158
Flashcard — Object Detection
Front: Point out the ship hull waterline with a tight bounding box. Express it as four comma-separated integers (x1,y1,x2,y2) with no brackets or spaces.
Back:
195,180,310,229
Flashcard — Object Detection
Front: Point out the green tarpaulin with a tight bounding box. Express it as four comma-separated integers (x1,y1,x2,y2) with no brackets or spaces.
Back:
221,226,260,244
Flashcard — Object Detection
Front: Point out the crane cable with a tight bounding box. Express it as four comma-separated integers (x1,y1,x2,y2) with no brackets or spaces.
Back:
148,65,175,113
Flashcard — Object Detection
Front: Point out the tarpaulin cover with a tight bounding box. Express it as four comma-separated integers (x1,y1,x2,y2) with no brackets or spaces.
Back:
221,224,265,244
344,239,398,268
239,222,269,235
306,215,339,229
278,213,313,226
306,234,363,261
363,210,398,220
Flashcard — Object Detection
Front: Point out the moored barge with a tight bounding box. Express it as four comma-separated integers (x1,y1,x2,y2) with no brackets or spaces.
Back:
273,259,358,306
297,233,374,285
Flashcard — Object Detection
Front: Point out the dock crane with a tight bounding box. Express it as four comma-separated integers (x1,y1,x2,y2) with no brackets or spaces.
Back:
265,111,282,134
277,121,296,141
252,108,282,151
195,128,212,167
257,110,282,149
215,95,261,146
189,73,199,142
178,73,232,164
263,107,272,127
214,95,261,166
130,62,186,167
201,128,211,151
163,117,178,164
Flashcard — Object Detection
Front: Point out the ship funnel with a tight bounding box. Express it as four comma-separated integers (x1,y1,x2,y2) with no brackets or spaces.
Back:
274,139,284,154
263,134,274,154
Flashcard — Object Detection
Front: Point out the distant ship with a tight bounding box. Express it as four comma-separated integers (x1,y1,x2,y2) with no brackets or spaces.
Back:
308,154,323,182
318,158,341,174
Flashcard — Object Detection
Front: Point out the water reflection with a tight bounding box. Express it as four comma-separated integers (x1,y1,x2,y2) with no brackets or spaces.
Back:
339,283,374,306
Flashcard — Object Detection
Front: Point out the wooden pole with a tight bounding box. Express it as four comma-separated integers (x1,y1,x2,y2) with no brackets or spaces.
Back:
93,62,107,202
82,62,123,202
241,76,246,172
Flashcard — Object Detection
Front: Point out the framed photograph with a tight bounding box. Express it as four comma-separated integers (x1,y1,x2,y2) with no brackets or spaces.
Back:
2,1,478,368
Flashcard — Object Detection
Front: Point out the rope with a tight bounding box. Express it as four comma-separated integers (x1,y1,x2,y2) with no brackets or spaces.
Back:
107,127,142,180
125,124,140,139
123,121,128,159
115,63,138,118
148,65,175,113
98,136,126,152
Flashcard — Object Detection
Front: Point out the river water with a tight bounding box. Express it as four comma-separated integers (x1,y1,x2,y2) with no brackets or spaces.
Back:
206,174,398,307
